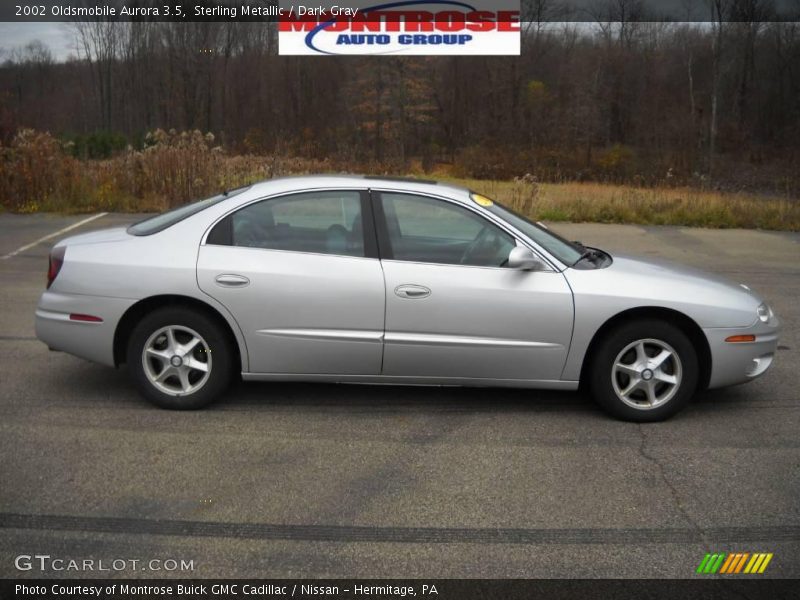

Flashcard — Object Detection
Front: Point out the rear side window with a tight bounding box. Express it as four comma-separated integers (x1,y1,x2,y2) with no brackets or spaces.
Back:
128,187,249,236
209,191,365,258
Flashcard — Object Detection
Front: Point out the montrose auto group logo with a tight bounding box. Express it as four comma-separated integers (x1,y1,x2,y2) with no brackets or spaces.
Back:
278,1,520,55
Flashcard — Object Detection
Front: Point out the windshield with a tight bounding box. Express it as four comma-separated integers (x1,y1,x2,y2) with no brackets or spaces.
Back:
473,193,584,266
127,186,250,236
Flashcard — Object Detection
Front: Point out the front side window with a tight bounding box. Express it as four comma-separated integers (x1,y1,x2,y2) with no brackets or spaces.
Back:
379,193,515,267
212,191,365,257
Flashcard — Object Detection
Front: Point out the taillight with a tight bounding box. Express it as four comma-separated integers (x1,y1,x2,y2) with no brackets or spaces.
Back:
47,246,66,289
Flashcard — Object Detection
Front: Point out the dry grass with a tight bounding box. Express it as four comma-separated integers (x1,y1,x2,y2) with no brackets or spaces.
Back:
441,177,800,231
1,129,798,231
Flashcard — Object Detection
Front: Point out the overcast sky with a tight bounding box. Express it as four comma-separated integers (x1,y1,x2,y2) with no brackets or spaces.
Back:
0,23,75,61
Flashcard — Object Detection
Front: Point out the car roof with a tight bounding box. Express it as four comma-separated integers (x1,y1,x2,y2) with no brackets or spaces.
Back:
243,174,472,203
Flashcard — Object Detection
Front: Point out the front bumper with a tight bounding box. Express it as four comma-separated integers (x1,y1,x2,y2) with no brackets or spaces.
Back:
704,316,780,389
35,291,135,367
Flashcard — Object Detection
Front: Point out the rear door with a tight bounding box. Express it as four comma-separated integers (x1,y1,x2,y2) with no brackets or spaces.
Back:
374,191,574,382
198,189,386,375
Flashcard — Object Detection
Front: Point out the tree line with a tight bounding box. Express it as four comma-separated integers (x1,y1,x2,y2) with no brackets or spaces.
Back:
1,0,799,193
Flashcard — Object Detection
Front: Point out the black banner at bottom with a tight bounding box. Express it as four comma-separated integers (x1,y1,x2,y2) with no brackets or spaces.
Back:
2,579,799,600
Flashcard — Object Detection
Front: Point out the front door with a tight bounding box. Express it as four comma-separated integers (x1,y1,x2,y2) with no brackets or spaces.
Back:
198,189,385,375
375,191,574,382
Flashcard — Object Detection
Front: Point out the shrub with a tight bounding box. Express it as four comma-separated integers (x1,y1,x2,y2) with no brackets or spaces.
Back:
118,129,221,208
0,127,341,213
2,128,798,231
0,129,86,212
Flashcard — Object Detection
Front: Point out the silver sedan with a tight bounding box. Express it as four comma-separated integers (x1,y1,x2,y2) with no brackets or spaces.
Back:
35,176,780,421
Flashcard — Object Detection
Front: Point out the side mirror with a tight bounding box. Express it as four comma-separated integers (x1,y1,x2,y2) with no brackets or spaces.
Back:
508,246,544,271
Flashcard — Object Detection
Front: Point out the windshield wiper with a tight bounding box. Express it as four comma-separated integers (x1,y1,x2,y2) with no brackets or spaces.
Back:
575,247,601,265
569,239,600,266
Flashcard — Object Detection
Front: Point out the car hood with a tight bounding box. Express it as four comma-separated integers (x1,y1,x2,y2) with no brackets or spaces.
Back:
54,227,132,247
565,253,763,328
611,254,758,296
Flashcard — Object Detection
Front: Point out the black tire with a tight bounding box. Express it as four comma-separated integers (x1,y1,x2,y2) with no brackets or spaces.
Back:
588,319,698,422
127,307,233,410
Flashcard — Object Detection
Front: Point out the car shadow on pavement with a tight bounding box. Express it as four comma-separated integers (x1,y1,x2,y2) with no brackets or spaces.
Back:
45,358,774,419
219,370,788,417
54,360,602,415
218,378,600,415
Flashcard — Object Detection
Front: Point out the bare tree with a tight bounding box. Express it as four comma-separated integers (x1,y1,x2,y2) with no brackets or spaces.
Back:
708,0,731,175
73,21,121,130
0,12,797,193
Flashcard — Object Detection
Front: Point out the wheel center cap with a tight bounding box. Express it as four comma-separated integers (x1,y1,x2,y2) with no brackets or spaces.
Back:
641,368,654,381
170,355,183,367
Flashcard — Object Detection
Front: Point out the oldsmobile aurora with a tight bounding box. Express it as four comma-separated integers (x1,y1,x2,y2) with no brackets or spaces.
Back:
36,176,780,421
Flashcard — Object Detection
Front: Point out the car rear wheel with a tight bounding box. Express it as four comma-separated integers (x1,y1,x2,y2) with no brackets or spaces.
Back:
127,307,232,409
589,319,698,422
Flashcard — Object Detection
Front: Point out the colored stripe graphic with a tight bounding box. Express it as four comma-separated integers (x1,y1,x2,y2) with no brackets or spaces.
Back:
758,553,773,573
724,553,740,573
720,553,736,573
696,554,712,573
744,554,760,573
707,552,774,574
711,553,726,573
734,552,749,573
697,553,727,573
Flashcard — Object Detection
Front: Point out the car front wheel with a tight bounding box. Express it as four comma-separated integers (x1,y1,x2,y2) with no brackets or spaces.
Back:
127,307,232,409
589,319,698,422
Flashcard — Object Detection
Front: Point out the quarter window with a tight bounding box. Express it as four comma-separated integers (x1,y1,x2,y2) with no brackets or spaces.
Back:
128,186,249,236
213,191,365,257
379,193,515,267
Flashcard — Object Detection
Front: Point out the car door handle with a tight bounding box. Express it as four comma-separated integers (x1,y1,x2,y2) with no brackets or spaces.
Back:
215,274,250,288
395,284,431,299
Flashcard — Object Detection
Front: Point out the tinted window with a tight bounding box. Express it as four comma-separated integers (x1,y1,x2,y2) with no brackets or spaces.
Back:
128,187,249,236
226,191,365,257
380,193,515,267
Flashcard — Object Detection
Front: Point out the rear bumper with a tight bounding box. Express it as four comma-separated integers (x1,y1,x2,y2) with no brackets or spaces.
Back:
704,316,780,389
35,291,134,367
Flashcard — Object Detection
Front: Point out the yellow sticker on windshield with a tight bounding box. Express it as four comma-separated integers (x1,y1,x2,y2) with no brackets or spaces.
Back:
472,194,494,207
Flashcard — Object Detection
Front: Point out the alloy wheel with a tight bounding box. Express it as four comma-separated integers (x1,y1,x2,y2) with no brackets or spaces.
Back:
611,338,682,410
141,325,212,396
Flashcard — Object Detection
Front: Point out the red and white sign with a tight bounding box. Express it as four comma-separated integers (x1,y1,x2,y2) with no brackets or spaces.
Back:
278,1,521,56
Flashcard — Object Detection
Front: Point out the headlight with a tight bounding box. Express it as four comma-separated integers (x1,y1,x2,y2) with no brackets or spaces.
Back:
757,303,771,323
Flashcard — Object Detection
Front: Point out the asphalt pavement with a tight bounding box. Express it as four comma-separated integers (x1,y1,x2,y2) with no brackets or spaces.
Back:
0,213,798,578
